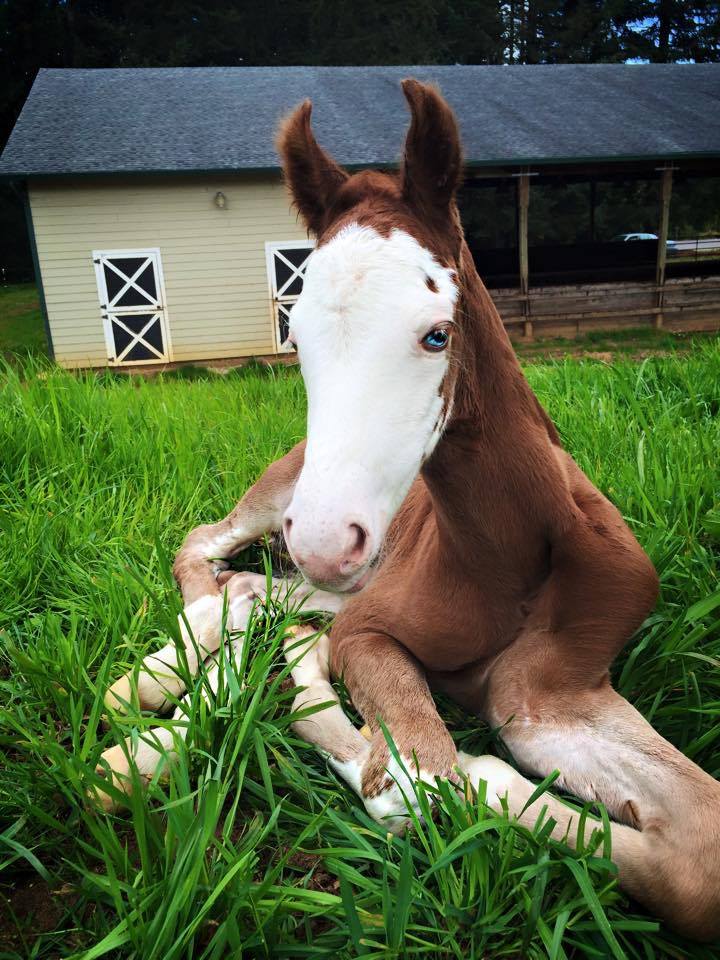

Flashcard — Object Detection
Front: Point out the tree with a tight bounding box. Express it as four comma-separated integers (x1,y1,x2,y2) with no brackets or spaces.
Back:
0,0,716,280
630,0,720,62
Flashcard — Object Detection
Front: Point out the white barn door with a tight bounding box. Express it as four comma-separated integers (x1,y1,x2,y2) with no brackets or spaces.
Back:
265,240,315,350
93,248,172,365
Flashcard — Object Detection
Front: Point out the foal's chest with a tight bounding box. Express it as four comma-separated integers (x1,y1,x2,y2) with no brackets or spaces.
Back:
359,479,544,673
369,559,524,673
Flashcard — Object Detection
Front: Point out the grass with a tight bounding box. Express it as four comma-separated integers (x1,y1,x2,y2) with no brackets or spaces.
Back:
513,325,713,361
0,341,719,958
0,284,47,359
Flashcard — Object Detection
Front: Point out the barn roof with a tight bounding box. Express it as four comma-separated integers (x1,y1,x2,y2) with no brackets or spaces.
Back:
1,64,719,178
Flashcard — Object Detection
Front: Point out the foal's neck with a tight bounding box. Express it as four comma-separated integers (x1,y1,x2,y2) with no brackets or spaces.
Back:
421,247,549,546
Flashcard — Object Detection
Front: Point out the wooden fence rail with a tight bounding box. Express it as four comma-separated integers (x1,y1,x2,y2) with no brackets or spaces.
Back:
491,276,720,339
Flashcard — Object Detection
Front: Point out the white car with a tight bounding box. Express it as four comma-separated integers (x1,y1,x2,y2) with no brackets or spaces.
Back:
612,232,677,248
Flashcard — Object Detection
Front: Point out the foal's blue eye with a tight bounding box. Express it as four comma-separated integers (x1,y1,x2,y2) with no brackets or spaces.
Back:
421,328,450,352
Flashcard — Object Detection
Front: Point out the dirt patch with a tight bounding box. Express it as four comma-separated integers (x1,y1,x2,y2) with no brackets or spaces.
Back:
0,877,61,949
520,344,680,362
287,850,340,895
516,329,718,363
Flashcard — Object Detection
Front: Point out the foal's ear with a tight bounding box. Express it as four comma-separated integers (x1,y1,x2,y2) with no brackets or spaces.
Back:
400,80,463,221
276,100,349,236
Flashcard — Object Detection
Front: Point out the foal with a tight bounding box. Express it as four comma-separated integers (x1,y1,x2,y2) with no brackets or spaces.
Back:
98,81,720,939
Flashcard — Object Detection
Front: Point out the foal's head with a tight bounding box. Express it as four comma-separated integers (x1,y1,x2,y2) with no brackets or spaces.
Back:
277,80,466,592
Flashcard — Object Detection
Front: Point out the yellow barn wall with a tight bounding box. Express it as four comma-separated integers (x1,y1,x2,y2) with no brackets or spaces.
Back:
29,174,308,368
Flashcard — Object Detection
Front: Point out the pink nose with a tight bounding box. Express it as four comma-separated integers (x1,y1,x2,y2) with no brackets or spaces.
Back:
283,516,370,586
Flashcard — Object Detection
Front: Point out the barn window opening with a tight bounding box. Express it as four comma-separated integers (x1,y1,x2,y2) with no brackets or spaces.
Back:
458,179,518,289
93,249,171,365
528,174,660,286
666,174,720,281
459,172,685,288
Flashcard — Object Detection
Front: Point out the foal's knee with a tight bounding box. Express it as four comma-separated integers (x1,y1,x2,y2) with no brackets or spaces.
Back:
173,522,233,582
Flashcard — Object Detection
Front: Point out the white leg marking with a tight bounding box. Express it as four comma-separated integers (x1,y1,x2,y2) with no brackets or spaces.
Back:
93,635,245,812
105,581,263,715
358,755,431,835
284,627,369,764
97,575,347,807
457,752,520,812
283,627,440,834
457,751,595,846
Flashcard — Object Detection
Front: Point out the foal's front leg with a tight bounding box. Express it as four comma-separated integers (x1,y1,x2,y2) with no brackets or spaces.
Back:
105,443,305,713
285,628,450,832
95,576,344,811
329,625,458,815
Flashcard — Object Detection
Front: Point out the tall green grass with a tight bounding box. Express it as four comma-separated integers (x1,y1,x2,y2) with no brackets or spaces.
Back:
0,284,47,359
0,348,718,958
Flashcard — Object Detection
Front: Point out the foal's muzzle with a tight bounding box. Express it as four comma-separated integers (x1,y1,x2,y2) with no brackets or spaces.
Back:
282,512,373,591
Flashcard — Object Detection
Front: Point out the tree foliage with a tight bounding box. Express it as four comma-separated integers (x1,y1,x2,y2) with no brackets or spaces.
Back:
1,1,717,147
0,0,716,281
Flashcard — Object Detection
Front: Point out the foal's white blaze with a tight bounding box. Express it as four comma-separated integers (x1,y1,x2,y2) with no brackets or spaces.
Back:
285,225,457,589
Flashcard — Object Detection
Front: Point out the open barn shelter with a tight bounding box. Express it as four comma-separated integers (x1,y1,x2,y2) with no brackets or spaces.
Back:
1,64,719,370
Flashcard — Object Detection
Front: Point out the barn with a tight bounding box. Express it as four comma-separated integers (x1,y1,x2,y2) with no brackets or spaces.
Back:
1,64,719,370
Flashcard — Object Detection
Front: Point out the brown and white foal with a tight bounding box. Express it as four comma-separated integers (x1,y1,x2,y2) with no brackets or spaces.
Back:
97,81,720,940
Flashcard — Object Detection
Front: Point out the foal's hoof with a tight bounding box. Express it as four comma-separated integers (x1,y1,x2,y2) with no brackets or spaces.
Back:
326,751,434,836
103,668,174,719
88,744,136,813
365,756,442,834
104,675,134,716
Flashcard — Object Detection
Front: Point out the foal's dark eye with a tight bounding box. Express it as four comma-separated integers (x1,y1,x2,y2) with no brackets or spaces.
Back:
421,328,450,352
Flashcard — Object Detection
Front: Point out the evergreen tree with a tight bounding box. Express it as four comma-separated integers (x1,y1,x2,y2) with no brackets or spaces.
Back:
0,0,717,280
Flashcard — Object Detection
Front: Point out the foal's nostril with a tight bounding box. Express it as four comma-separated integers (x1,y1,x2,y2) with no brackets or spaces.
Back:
283,512,369,583
346,523,369,565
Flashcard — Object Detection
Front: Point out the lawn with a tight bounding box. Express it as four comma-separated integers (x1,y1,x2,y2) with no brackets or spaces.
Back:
0,346,719,958
0,284,48,359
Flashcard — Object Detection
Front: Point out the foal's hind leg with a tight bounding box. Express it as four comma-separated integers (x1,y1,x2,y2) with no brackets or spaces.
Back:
104,572,267,715
473,485,720,939
436,639,720,938
484,660,720,940
105,443,305,713
93,632,247,812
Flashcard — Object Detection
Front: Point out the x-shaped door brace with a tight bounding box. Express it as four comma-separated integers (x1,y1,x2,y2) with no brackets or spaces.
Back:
110,313,164,362
103,256,159,308
273,248,312,299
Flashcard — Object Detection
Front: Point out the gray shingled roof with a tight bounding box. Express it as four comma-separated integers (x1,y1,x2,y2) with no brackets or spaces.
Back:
1,64,719,178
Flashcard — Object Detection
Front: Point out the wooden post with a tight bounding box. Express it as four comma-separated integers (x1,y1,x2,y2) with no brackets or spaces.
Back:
518,172,531,337
655,167,673,328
